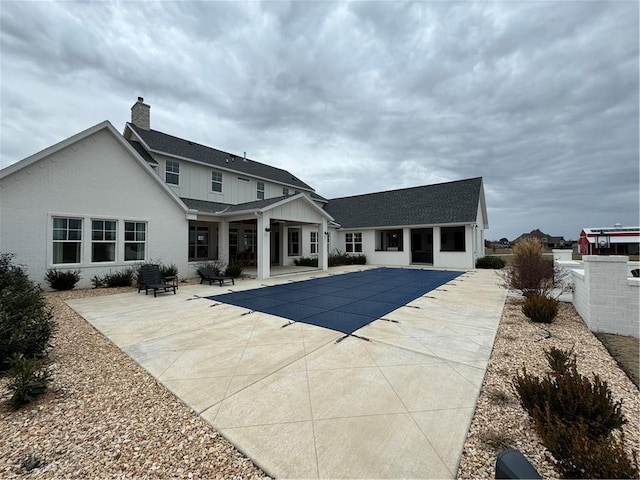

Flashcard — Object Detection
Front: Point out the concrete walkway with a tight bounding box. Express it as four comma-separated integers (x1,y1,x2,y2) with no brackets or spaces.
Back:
67,267,506,479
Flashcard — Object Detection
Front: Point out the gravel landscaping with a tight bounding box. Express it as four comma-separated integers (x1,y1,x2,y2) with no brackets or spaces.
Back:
1,285,638,479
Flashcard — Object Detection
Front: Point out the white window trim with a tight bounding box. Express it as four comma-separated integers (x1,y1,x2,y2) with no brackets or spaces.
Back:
166,160,180,185
257,181,265,200
91,219,117,263
51,216,83,266
211,170,223,193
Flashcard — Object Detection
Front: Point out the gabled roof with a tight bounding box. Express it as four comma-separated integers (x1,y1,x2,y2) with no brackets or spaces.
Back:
127,123,314,192
324,177,484,229
181,194,334,221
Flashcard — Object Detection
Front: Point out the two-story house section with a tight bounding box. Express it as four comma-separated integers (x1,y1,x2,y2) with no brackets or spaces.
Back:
122,98,334,279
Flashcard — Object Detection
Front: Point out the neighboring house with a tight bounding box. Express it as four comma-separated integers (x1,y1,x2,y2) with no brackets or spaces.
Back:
513,229,566,249
0,98,488,287
578,226,640,255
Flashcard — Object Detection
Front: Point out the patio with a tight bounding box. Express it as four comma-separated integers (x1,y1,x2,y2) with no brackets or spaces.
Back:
67,266,507,479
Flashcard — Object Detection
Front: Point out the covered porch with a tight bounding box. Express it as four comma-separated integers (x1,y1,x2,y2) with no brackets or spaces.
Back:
183,194,334,280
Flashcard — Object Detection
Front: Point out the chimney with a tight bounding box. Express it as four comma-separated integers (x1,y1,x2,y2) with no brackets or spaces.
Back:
131,96,150,130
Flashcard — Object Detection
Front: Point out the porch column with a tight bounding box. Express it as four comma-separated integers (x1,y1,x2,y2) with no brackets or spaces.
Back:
257,212,271,279
218,220,229,265
319,219,328,272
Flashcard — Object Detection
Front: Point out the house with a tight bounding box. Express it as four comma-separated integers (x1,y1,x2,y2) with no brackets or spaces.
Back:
0,98,488,288
577,225,640,255
513,229,566,249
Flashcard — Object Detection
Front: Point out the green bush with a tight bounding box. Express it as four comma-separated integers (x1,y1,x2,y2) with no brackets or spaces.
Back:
196,261,225,276
0,254,56,372
44,269,80,290
475,256,505,269
294,256,318,267
224,263,243,278
328,250,367,267
521,294,559,323
7,354,51,408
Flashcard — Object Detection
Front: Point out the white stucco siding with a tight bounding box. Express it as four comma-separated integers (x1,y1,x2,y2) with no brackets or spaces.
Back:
0,128,188,288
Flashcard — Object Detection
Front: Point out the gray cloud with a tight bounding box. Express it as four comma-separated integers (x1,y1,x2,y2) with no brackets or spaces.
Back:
1,0,637,240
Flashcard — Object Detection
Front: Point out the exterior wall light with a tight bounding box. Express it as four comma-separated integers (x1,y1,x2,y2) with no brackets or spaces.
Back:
596,230,610,255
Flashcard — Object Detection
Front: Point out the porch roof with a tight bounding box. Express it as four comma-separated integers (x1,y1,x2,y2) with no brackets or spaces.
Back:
181,196,289,215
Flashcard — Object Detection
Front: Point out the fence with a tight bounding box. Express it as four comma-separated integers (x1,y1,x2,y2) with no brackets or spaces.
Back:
554,251,639,338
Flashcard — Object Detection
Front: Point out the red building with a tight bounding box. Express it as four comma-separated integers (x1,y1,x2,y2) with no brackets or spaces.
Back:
578,226,640,255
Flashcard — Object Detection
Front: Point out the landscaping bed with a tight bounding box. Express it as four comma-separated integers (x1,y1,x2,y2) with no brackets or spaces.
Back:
457,297,639,478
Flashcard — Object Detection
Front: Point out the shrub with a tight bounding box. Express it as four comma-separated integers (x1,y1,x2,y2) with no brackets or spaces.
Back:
521,294,559,323
475,256,505,269
224,263,243,278
537,410,638,479
512,347,637,478
197,261,226,276
498,238,554,296
0,254,56,371
44,268,80,290
294,256,318,267
7,354,51,408
328,250,367,267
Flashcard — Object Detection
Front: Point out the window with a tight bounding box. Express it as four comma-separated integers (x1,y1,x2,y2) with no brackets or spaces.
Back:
378,229,403,251
165,160,179,185
91,220,116,262
189,225,209,260
125,221,146,261
211,171,222,192
243,229,256,252
310,231,318,254
288,228,301,256
257,181,265,200
283,187,289,196
440,226,466,252
53,217,82,264
345,232,362,253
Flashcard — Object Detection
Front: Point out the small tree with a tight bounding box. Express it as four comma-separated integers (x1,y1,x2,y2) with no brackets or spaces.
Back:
499,237,557,296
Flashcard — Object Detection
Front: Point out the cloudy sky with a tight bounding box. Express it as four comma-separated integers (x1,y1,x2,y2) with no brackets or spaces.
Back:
1,1,638,240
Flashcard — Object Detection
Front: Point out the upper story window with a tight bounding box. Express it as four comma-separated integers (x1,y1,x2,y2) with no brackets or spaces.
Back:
124,221,146,261
52,217,82,264
257,181,265,200
283,187,289,196
440,226,466,252
165,160,179,185
91,220,117,262
211,171,223,193
345,232,363,253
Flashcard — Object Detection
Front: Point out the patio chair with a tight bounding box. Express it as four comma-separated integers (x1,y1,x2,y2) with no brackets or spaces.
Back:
197,267,235,287
139,264,177,297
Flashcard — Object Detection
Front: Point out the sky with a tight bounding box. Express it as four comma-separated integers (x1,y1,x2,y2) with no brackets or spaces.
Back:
1,1,638,241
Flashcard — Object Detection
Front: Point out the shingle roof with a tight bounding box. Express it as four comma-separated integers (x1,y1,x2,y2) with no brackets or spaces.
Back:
129,123,313,191
324,177,483,228
181,196,291,215
126,139,157,165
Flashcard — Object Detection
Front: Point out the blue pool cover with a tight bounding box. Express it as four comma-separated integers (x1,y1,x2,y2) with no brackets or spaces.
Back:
207,267,462,335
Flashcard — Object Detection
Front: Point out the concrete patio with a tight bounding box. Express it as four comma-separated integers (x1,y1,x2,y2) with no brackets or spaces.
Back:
67,266,507,479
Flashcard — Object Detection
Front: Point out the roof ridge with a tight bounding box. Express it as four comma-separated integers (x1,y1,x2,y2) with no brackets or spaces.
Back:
128,122,307,183
328,177,482,201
